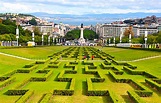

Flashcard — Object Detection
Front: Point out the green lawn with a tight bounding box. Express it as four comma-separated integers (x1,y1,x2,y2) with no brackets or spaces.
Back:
0,46,161,103
0,54,31,75
0,46,69,59
96,47,161,61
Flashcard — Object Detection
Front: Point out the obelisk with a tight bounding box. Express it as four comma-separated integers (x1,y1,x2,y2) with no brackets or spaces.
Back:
79,23,85,45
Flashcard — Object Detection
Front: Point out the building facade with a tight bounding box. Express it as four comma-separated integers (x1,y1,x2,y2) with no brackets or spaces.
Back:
98,24,128,38
133,26,158,36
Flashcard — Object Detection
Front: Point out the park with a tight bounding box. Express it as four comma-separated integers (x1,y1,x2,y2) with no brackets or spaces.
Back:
0,46,161,103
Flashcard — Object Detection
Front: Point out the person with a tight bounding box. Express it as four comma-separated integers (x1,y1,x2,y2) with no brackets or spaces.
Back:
83,55,86,60
91,55,94,60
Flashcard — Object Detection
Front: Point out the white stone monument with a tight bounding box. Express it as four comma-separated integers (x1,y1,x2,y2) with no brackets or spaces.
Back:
78,23,85,45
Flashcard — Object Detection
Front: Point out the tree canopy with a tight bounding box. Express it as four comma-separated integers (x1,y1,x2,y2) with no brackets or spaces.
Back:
64,29,98,40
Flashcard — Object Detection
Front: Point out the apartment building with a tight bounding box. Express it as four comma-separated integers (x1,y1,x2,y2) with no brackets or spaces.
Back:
98,24,128,38
133,26,158,36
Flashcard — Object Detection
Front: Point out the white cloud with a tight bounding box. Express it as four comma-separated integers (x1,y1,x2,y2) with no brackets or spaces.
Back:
0,0,161,14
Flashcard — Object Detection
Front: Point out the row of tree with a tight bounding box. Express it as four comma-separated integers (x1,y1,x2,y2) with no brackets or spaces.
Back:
107,31,161,44
64,29,99,40
0,19,44,45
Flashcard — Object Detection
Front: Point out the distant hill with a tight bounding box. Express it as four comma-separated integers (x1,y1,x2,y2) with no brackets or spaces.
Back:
30,12,161,19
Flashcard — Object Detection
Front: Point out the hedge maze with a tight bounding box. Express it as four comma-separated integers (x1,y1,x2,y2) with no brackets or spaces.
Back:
0,47,161,103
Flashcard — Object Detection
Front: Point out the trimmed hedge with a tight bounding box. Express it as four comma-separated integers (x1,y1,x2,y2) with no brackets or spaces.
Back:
112,60,127,65
13,78,30,89
57,70,72,82
36,61,45,64
44,70,53,80
0,77,10,81
101,63,112,69
111,67,124,75
87,90,108,96
48,62,61,68
127,91,145,103
3,70,17,77
91,71,105,82
82,60,93,65
53,89,74,96
30,70,53,81
145,79,161,91
30,77,46,81
108,90,120,103
16,90,34,103
123,66,145,75
144,72,157,78
65,70,77,74
53,79,75,96
39,93,52,103
4,89,28,95
84,66,97,74
17,65,38,73
88,65,97,69
23,62,35,68
37,70,49,73
109,71,130,83
104,59,111,65
0,77,16,88
130,80,153,97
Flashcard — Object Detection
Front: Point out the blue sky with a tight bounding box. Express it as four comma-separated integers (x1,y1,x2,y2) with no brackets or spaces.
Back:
0,0,161,15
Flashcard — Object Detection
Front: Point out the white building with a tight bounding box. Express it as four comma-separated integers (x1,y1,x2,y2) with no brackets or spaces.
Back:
133,26,158,37
98,24,128,38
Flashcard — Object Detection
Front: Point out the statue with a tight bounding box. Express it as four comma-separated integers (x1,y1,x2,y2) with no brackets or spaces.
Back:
81,23,83,28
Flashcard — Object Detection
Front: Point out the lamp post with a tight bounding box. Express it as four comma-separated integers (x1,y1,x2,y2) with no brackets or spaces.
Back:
48,35,50,45
32,31,34,42
145,31,148,48
16,25,19,46
109,38,111,44
42,34,44,46
129,34,131,43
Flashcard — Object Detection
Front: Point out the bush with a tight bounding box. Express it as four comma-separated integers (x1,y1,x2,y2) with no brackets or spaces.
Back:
13,78,30,89
127,91,145,103
3,70,17,76
145,79,161,91
108,90,120,103
53,89,74,96
16,90,34,103
4,90,28,95
0,77,10,81
39,93,52,103
0,77,16,88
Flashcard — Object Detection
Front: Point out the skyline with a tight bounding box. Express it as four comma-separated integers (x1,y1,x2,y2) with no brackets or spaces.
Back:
0,0,161,15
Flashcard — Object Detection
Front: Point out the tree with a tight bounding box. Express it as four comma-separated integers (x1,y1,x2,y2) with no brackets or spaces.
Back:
147,35,157,44
64,29,98,40
156,32,161,43
29,18,37,25
0,19,2,24
123,26,134,37
33,27,41,36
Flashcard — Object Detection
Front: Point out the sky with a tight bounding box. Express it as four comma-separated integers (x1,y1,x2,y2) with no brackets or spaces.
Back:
0,0,161,15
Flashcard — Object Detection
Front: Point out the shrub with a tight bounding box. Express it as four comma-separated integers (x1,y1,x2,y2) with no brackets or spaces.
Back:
127,91,145,103
0,77,16,88
16,90,34,103
13,78,30,89
4,89,28,95
108,90,120,103
39,93,52,103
